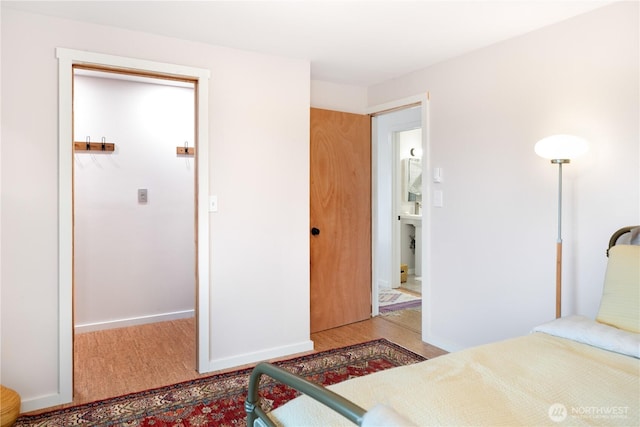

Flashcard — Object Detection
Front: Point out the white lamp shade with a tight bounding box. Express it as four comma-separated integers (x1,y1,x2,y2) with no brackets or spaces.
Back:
534,134,588,160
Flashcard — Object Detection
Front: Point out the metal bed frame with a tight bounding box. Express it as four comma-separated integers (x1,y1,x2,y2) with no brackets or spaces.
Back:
245,225,639,427
245,362,366,426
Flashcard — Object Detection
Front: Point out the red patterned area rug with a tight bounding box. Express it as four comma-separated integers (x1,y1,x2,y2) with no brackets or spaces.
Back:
15,339,425,427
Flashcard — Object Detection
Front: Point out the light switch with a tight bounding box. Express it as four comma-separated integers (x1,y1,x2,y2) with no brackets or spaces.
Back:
138,189,148,204
433,167,443,183
433,190,443,207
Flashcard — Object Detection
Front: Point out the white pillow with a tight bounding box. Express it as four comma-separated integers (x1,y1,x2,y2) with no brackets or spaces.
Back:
533,315,640,358
596,245,640,333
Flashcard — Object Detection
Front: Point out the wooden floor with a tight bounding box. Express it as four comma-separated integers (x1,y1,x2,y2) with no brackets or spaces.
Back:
27,312,446,415
378,307,422,334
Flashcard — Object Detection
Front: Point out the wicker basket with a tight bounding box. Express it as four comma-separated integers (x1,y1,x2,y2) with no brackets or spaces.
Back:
1,385,20,427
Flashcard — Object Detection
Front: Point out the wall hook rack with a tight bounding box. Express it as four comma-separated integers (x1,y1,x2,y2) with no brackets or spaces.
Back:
177,141,195,156
74,136,115,152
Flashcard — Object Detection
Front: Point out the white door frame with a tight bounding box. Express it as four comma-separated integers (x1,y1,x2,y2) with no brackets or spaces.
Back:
56,48,211,404
392,132,402,289
368,94,430,341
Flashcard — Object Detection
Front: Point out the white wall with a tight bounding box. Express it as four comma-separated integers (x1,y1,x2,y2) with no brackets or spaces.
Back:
1,8,312,410
369,2,639,350
311,80,368,114
74,75,195,332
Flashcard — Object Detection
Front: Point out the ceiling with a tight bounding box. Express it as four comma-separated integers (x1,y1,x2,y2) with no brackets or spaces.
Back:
3,1,613,86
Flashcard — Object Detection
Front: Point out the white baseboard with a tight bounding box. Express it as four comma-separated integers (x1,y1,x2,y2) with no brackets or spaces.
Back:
378,279,392,290
421,330,463,353
207,340,315,372
20,392,69,413
74,309,195,334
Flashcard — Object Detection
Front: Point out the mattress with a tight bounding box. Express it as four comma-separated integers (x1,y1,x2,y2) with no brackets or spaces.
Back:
269,331,639,426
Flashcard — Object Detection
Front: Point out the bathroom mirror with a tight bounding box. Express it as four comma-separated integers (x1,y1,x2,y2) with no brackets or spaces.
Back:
404,158,422,202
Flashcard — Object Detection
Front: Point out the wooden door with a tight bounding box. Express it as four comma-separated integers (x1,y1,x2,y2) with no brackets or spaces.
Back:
310,108,371,333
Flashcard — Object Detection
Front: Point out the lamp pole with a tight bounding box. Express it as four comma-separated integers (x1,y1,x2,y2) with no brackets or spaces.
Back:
535,134,588,320
552,159,569,319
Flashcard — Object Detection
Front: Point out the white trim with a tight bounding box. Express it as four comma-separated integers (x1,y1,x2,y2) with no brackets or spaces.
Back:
56,48,210,80
195,71,211,375
365,94,425,116
371,117,380,315
208,340,315,372
55,47,211,408
20,393,70,414
392,132,400,290
419,334,462,354
419,97,433,346
74,310,195,334
57,53,74,406
391,130,401,289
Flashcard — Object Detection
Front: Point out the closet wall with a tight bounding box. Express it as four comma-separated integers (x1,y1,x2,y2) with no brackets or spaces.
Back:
74,73,195,332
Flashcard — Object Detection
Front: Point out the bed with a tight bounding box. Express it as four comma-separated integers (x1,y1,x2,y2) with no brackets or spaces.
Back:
246,226,640,426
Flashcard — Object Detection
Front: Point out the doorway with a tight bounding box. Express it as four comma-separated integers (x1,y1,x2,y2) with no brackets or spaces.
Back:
72,68,197,397
395,127,423,294
371,102,425,333
57,48,211,404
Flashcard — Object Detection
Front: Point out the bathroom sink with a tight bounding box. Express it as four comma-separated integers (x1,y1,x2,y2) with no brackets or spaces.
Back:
399,214,422,276
400,214,422,220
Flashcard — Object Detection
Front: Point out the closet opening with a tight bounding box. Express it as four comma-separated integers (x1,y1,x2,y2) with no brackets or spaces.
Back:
72,65,198,402
57,48,211,405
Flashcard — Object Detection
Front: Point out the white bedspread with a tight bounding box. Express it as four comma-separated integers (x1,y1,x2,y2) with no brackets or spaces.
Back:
269,332,639,426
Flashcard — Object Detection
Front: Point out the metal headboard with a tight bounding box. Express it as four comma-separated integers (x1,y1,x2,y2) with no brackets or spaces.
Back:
607,226,640,257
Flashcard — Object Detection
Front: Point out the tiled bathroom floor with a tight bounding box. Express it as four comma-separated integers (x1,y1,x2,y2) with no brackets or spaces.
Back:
401,274,421,295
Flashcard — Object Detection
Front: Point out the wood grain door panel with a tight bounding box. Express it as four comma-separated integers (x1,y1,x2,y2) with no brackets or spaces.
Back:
310,108,371,333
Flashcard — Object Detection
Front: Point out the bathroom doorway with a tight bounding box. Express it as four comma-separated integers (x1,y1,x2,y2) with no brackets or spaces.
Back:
372,103,424,331
396,127,423,295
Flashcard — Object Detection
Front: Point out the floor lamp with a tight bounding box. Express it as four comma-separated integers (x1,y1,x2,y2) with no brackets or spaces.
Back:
535,135,588,318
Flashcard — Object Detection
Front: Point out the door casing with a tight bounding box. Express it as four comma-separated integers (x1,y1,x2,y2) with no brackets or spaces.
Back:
56,48,211,406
